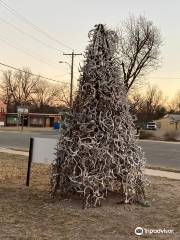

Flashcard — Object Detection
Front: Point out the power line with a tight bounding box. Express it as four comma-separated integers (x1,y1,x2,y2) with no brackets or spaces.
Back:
0,0,82,76
0,61,70,84
0,35,60,69
149,77,180,79
0,0,73,51
0,16,62,53
51,73,71,79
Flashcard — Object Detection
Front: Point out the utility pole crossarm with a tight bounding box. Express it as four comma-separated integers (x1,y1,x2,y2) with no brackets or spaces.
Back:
63,53,82,56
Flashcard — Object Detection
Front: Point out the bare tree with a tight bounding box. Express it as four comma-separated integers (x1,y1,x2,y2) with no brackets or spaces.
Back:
118,15,162,91
145,85,165,121
168,90,180,113
0,68,39,108
128,92,145,122
129,85,166,124
32,79,71,110
32,79,59,108
0,70,12,106
0,69,71,112
57,83,70,107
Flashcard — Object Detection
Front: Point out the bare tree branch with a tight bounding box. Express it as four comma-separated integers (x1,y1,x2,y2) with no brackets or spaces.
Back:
118,15,162,91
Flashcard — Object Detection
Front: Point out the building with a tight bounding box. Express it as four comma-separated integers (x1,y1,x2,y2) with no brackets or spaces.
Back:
0,100,7,125
155,114,180,131
5,112,61,127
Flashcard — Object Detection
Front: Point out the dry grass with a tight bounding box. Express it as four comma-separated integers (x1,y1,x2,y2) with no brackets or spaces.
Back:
0,153,50,187
0,153,180,240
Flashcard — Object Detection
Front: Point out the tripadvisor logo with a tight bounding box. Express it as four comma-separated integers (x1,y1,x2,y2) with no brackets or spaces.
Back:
135,227,143,236
135,227,174,236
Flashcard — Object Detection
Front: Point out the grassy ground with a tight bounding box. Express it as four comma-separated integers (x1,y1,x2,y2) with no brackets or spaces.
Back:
0,153,180,240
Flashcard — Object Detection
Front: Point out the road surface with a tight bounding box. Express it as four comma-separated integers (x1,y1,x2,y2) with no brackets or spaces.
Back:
0,130,180,170
139,140,180,170
0,130,58,150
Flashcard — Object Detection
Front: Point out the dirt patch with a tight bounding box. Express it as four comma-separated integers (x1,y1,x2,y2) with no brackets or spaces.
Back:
0,153,180,240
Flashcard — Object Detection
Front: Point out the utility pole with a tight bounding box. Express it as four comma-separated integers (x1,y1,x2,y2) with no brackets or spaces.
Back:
63,52,82,108
21,102,25,131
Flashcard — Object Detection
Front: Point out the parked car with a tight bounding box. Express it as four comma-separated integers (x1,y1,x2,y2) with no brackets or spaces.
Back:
146,122,157,130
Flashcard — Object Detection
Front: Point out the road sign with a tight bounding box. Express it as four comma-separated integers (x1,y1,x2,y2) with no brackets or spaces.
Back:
17,106,29,114
26,137,57,186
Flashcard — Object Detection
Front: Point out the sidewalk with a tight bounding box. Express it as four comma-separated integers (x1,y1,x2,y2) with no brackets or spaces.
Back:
145,168,180,180
0,147,28,156
0,147,180,180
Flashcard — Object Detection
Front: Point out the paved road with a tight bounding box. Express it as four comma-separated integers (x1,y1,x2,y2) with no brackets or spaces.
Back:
139,140,180,170
0,130,58,151
0,130,180,170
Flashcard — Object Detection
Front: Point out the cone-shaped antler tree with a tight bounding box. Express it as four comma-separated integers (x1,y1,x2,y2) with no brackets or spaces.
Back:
51,24,147,207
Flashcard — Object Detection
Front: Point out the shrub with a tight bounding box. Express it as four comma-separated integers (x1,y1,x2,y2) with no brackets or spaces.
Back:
139,130,154,139
164,130,179,141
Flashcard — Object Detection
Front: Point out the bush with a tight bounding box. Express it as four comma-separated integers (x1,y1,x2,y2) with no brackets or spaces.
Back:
139,130,154,139
164,130,179,141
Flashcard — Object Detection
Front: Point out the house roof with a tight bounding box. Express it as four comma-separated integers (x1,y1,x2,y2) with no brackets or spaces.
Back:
166,114,180,122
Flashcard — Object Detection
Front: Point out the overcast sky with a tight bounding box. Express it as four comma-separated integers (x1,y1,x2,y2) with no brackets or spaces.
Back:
0,0,179,98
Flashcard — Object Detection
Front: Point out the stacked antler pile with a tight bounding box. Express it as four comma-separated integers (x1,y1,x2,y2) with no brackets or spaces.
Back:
51,24,147,207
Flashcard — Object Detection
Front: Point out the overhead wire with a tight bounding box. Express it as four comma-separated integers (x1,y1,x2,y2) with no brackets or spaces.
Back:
0,16,62,53
0,1,88,87
0,61,70,84
0,0,84,81
0,32,80,83
0,1,81,77
148,77,180,79
0,0,73,51
0,0,82,70
0,34,60,69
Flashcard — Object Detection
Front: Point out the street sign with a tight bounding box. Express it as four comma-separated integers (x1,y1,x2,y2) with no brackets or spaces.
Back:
26,137,57,186
17,106,29,114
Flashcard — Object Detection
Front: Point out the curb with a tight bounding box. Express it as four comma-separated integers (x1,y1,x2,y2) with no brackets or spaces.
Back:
0,148,28,156
146,165,180,174
139,139,180,144
145,168,180,180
